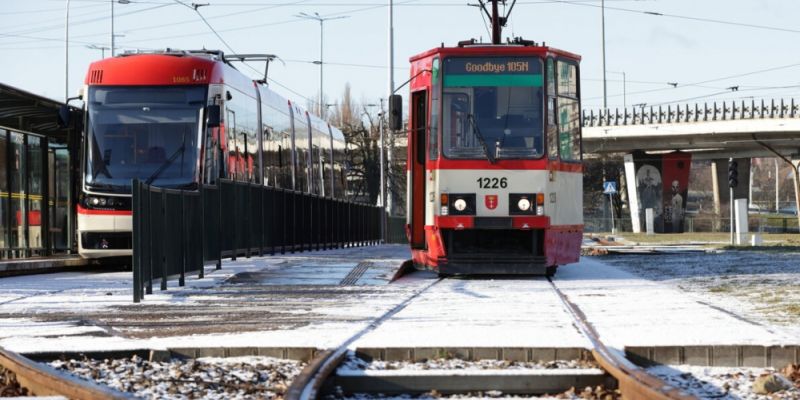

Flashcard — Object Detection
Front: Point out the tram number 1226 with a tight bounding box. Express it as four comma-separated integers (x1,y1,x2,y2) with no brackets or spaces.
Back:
477,177,508,189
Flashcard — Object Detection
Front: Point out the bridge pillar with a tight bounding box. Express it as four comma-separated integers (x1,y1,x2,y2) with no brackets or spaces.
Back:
623,151,692,233
623,154,642,233
792,159,800,230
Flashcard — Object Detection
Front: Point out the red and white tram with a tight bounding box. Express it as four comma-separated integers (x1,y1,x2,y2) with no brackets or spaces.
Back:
401,40,583,276
75,50,347,258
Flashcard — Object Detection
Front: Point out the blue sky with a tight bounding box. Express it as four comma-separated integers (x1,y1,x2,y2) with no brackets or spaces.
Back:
1,0,799,113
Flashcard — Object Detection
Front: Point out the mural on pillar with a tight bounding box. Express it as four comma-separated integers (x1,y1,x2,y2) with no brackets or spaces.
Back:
661,152,692,233
631,151,692,233
633,151,664,232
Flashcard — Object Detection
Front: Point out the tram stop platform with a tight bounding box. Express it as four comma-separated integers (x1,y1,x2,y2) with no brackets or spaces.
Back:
0,255,88,277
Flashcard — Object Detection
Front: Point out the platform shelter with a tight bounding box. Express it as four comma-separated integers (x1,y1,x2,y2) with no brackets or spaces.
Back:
0,83,80,258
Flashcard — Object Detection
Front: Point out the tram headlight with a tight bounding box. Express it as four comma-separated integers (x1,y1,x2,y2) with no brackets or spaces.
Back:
517,198,531,211
85,196,121,208
536,193,545,216
454,198,467,212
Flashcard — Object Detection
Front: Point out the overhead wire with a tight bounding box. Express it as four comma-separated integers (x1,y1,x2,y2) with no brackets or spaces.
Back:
169,0,315,104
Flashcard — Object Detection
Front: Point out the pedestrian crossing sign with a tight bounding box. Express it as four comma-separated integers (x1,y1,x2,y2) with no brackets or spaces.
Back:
603,181,617,194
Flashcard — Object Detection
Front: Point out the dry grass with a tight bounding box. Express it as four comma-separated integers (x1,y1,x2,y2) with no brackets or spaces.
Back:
588,232,800,247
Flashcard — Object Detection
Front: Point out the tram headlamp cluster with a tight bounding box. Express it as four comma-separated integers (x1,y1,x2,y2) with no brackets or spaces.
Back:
440,193,476,216
510,193,546,216
84,195,124,208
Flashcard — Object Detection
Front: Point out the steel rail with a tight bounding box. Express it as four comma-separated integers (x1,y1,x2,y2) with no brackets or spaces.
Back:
285,276,442,400
0,346,133,399
547,277,698,400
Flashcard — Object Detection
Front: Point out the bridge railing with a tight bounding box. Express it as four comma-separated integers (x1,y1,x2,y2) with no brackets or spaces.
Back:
583,99,800,128
131,179,383,302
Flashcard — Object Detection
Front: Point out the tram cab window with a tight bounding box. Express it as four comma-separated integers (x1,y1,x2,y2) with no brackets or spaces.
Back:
85,86,205,192
546,58,559,160
441,56,544,161
556,61,581,162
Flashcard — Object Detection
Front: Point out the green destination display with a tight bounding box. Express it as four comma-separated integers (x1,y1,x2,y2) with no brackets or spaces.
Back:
443,57,542,87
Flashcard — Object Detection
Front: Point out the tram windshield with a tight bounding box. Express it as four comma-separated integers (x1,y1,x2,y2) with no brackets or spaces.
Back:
85,86,206,193
441,57,544,160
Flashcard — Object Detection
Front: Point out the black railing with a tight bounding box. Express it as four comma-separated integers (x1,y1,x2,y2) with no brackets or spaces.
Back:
132,179,383,302
583,98,800,128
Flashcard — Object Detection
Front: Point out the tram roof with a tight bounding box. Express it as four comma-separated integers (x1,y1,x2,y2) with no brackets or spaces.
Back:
409,44,581,63
0,82,77,140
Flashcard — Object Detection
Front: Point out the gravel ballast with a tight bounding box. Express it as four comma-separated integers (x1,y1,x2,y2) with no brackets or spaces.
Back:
648,364,800,399
340,354,599,371
48,355,305,399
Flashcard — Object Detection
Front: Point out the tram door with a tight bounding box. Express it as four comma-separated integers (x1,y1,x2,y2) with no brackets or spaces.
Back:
409,90,427,249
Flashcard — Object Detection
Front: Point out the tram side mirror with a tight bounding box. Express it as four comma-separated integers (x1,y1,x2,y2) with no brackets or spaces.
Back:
57,105,71,128
389,94,403,131
206,104,221,128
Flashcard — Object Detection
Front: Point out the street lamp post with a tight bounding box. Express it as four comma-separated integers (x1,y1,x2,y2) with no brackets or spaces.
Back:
386,0,394,215
112,0,131,57
65,0,71,102
601,0,607,111
296,12,349,117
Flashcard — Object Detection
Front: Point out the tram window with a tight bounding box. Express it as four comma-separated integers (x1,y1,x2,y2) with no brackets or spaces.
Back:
557,60,580,162
557,98,580,162
430,57,440,160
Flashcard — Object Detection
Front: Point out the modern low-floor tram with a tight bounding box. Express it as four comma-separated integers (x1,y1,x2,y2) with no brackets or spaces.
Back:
76,50,347,258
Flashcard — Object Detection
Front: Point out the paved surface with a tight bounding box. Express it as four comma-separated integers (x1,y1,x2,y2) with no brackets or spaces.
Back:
0,246,796,356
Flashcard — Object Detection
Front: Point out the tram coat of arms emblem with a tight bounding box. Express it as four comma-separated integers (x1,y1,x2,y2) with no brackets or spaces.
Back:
485,195,498,210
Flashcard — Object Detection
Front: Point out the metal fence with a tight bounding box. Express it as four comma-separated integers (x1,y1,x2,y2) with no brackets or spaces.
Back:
132,179,383,302
386,216,407,244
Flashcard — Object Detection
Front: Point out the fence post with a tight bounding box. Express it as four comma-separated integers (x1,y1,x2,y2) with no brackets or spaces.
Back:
197,182,206,279
132,179,141,303
260,186,266,257
179,190,186,287
146,186,154,295
160,189,168,291
216,184,222,270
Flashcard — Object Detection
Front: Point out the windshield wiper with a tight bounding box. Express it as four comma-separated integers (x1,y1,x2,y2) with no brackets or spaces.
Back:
466,114,496,164
145,145,186,185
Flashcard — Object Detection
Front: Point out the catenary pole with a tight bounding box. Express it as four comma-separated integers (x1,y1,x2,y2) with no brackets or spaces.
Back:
387,0,395,215
65,0,70,102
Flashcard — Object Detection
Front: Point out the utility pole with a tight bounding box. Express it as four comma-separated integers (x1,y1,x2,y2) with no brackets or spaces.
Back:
296,12,349,117
601,0,608,111
65,0,70,102
111,0,115,57
387,0,395,215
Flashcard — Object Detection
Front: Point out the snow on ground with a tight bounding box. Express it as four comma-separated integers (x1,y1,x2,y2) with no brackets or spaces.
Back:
0,244,796,356
554,257,797,346
0,245,417,353
354,275,590,348
594,249,800,337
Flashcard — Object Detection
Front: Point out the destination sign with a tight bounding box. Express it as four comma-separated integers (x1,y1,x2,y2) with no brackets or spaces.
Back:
444,57,541,75
443,57,543,87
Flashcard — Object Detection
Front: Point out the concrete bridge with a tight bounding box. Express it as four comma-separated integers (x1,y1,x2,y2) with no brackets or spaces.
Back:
581,99,800,233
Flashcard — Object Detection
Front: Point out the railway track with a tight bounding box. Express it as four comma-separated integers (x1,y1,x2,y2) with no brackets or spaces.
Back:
287,274,702,400
0,346,131,399
0,271,703,399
